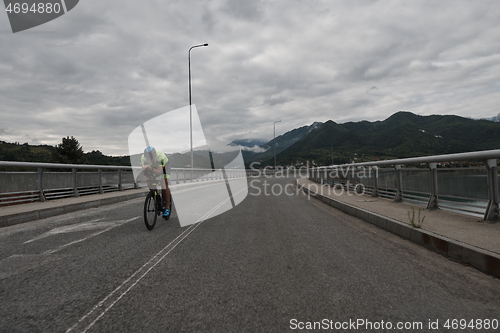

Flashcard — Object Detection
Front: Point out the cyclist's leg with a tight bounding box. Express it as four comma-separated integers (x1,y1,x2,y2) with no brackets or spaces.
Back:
162,178,171,210
161,163,171,211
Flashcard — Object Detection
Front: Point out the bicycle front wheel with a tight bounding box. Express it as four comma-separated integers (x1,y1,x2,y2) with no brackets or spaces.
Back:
144,191,158,230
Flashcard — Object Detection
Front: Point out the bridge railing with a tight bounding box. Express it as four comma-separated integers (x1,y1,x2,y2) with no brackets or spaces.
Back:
0,161,258,207
308,149,500,222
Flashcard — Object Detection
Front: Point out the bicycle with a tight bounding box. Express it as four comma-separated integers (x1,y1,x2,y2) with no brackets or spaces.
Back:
143,175,172,230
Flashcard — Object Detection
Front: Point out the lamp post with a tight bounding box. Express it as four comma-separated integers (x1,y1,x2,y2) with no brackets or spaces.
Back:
188,43,208,169
273,120,281,169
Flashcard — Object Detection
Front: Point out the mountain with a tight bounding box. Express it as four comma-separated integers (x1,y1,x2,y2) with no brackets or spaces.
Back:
345,111,500,155
3,112,499,169
263,121,323,155
266,111,500,166
242,122,323,166
273,120,364,165
228,138,268,148
479,113,500,122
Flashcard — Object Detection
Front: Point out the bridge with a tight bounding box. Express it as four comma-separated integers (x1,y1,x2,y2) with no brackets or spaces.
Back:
0,151,499,332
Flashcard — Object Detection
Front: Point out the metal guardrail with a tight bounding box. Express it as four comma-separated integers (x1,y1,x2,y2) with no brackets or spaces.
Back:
0,161,259,206
309,149,500,222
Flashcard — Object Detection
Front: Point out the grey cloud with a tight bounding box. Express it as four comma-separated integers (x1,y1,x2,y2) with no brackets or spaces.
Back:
222,0,264,21
1,0,499,155
264,95,293,106
0,128,15,136
202,7,216,33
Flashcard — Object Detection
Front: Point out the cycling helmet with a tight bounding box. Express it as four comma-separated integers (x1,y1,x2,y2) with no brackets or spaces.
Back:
144,146,156,161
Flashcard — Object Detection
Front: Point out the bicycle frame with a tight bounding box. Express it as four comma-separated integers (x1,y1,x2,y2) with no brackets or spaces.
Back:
143,179,162,230
150,187,163,213
143,178,173,230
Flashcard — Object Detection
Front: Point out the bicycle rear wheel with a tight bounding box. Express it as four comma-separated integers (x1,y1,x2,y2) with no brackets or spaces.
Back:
144,191,158,230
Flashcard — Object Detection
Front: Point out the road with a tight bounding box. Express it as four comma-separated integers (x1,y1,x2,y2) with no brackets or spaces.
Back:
1,177,499,332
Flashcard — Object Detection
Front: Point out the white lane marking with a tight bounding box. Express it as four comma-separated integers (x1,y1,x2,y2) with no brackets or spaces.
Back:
24,219,104,244
67,197,232,333
43,217,140,255
204,185,249,220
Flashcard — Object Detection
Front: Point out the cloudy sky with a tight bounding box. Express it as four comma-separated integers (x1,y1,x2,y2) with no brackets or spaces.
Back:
1,0,499,156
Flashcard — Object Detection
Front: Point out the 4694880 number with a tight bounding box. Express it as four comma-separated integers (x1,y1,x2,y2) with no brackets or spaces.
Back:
5,2,62,14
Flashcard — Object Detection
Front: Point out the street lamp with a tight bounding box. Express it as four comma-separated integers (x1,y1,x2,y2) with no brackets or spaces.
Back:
274,120,281,169
188,43,208,169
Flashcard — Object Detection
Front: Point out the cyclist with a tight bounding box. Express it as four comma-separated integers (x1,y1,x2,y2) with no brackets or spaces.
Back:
141,146,171,218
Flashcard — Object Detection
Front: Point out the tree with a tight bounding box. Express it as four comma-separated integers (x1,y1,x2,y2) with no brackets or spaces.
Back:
52,136,86,164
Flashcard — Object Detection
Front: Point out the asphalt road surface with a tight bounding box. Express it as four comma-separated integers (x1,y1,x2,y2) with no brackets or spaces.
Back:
1,177,499,332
